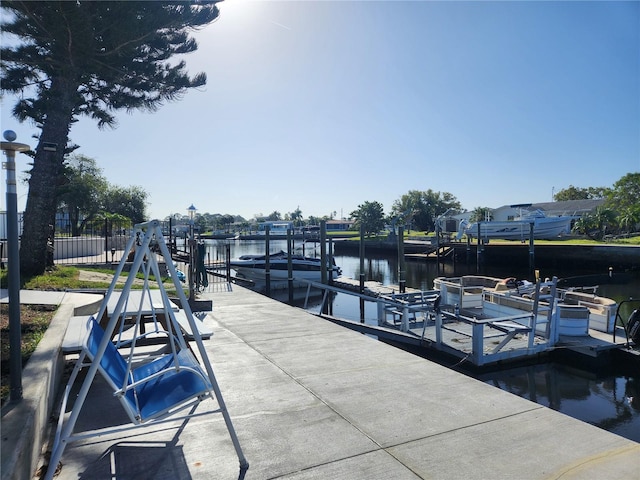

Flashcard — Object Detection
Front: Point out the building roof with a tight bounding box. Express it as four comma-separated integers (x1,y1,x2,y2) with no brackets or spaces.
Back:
486,199,605,219
529,199,605,215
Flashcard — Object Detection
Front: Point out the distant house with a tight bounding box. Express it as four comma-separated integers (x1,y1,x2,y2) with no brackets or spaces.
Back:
448,199,605,232
257,221,294,235
326,219,354,231
491,200,605,222
529,199,605,218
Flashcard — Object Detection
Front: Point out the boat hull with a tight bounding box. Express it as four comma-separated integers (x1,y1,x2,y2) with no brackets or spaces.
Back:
463,216,572,240
230,251,340,289
232,266,339,289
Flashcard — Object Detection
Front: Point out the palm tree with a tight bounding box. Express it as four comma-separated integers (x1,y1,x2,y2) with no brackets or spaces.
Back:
616,208,639,236
289,207,303,227
574,207,617,240
469,207,493,223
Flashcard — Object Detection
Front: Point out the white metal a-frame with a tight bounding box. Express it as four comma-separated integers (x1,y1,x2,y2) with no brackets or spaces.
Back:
45,220,248,479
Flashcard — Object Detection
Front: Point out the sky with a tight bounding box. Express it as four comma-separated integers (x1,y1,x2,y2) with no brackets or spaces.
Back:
1,0,639,222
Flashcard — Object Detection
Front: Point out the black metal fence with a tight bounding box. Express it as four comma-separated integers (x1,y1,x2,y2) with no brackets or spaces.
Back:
0,213,139,267
51,215,134,265
1,215,229,289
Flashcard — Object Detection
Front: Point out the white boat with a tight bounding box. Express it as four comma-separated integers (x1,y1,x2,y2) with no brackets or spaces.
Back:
433,275,618,335
458,209,572,241
230,250,341,288
256,222,294,236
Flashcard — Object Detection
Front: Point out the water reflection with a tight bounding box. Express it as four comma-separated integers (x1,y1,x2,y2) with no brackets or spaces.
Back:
477,363,640,442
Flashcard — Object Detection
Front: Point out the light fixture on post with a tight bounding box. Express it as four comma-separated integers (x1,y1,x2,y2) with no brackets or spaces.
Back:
187,204,197,302
1,130,31,403
187,204,197,222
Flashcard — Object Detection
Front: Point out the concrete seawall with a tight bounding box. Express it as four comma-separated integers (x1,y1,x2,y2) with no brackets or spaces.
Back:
334,240,640,270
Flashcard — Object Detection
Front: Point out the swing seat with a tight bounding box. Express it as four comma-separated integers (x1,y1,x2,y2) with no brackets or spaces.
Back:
84,316,213,424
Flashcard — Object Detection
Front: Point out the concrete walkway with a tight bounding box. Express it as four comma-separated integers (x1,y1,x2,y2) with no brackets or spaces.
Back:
7,285,640,479
0,289,103,315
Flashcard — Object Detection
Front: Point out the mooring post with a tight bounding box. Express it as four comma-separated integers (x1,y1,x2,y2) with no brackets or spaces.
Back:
302,229,306,256
320,220,327,284
321,220,328,314
265,225,271,296
435,223,440,272
328,236,334,286
476,222,483,273
359,224,365,322
398,226,406,294
287,229,293,303
529,222,535,274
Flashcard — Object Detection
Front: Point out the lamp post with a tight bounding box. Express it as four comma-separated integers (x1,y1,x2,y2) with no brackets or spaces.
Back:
187,204,197,302
2,130,30,403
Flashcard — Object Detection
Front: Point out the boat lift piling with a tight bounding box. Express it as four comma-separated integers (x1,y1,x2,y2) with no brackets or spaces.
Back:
301,276,573,368
529,222,535,275
476,223,483,273
320,220,327,285
473,222,537,276
287,229,294,303
265,225,271,296
398,226,406,294
320,220,329,314
359,225,366,322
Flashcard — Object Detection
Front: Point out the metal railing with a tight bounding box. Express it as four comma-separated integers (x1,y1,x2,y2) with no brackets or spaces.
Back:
299,278,557,367
52,217,136,265
0,215,166,267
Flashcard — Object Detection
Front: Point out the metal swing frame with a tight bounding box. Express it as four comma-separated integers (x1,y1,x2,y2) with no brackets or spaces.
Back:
45,220,248,480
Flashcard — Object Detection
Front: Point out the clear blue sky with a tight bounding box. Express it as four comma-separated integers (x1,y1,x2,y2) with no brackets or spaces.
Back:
2,0,639,221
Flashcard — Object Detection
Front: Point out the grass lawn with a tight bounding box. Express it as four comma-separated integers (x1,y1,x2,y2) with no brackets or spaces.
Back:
0,265,182,406
1,303,57,405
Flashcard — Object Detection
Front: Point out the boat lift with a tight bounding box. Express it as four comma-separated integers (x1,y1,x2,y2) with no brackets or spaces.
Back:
300,277,559,367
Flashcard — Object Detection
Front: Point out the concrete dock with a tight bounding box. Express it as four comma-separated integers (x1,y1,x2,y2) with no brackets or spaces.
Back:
6,285,640,479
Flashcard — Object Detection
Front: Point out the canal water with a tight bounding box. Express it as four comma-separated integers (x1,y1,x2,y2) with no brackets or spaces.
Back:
204,238,640,443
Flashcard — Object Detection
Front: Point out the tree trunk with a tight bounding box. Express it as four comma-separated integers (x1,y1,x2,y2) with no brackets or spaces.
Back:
71,206,81,236
20,77,76,277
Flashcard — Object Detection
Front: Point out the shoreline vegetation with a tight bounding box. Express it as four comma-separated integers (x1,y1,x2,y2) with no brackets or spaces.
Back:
201,230,640,246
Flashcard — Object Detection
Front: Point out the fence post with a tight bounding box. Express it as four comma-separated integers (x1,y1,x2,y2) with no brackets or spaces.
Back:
104,218,109,264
